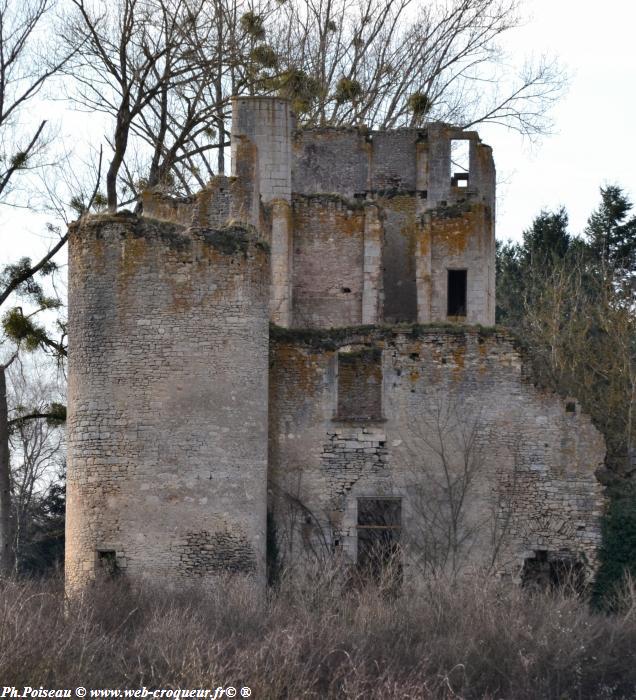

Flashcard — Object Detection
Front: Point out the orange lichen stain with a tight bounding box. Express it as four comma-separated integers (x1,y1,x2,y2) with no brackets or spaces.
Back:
274,344,321,396
338,210,364,237
418,229,431,256
477,339,488,374
431,215,471,256
379,194,416,217
451,344,465,379
195,189,213,227
409,370,420,382
87,236,107,274
298,199,363,238
141,190,194,226
118,236,147,288
231,138,258,211
271,198,293,231
430,202,491,257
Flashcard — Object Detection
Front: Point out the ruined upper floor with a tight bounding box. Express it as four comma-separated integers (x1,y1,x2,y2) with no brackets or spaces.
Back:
143,96,497,328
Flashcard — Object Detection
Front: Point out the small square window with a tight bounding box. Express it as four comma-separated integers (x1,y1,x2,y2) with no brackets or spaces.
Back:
96,550,118,577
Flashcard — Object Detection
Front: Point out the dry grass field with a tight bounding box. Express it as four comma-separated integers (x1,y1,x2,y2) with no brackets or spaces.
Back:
1,566,635,699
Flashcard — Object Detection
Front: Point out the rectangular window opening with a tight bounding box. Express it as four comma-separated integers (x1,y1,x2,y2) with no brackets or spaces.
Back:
447,269,467,318
357,498,402,582
336,348,383,422
96,549,118,577
450,139,470,188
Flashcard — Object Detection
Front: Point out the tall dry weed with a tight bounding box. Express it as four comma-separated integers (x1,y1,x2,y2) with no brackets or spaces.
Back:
0,565,635,698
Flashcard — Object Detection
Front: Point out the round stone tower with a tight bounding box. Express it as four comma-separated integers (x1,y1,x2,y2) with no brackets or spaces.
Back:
65,214,270,591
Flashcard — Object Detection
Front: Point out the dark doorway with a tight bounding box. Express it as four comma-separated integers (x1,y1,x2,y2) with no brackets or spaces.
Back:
521,550,585,594
447,269,467,317
357,498,402,582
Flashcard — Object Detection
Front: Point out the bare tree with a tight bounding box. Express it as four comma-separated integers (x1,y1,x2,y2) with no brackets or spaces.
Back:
6,358,64,572
129,0,281,187
61,0,564,210
267,0,563,133
0,0,73,204
62,0,198,210
0,349,18,574
0,0,72,576
268,475,334,581
0,236,67,577
61,0,279,207
402,396,497,578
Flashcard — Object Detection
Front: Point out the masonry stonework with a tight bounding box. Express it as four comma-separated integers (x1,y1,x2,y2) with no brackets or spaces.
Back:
66,215,269,591
268,328,604,581
65,97,605,592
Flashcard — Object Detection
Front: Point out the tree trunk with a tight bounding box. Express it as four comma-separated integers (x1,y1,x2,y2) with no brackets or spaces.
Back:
107,110,131,212
215,10,225,176
0,365,15,577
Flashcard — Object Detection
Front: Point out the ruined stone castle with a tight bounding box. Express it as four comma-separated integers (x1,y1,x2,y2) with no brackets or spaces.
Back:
65,97,605,592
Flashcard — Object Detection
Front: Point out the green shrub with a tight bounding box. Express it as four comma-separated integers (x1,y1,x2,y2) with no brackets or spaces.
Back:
593,486,636,611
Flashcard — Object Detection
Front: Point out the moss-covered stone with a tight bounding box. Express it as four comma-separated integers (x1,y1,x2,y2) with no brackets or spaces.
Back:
270,322,502,350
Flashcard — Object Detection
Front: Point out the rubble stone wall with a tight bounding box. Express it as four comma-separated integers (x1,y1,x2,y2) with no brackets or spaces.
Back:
268,327,605,582
66,214,270,591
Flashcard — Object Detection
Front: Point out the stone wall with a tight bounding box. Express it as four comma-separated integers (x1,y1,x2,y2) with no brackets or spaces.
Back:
231,96,293,205
291,123,495,207
66,214,270,592
291,195,365,328
141,176,233,229
65,98,606,594
286,194,494,328
292,129,368,198
369,131,419,192
268,326,605,582
288,118,496,328
423,202,496,325
379,194,419,324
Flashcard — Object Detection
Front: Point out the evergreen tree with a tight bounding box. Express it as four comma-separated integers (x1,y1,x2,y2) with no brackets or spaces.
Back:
592,485,636,611
495,239,523,326
585,185,636,275
495,188,636,609
522,207,571,267
17,475,65,576
0,247,67,577
495,208,571,327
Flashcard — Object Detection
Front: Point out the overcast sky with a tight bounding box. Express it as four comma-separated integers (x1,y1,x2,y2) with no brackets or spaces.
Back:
481,0,636,241
1,0,635,267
